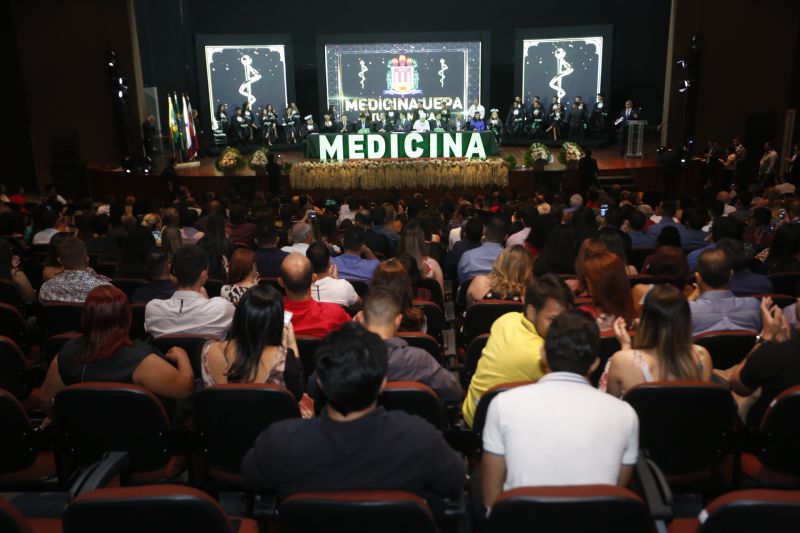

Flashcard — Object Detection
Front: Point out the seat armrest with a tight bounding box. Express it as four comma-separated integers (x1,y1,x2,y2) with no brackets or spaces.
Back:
68,451,131,499
635,455,673,521
252,492,279,521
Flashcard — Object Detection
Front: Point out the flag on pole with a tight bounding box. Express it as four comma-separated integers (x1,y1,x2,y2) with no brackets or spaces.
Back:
182,94,192,155
167,95,176,148
186,97,198,160
174,93,185,159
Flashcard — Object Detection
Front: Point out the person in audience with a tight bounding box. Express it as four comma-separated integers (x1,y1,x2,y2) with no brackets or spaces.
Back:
463,275,574,427
480,311,639,511
281,221,314,255
354,209,393,258
179,208,204,245
37,285,194,414
457,217,507,285
728,296,800,427
226,204,257,248
578,251,636,331
201,284,302,398
221,248,259,304
533,225,579,276
467,245,533,307
281,252,350,337
641,226,682,272
307,242,359,307
715,238,773,296
331,227,380,282
645,201,679,238
242,322,465,497
144,244,235,338
373,258,427,332
308,288,462,402
626,209,657,248
197,214,233,281
0,238,34,302
759,223,800,274
631,246,692,314
445,217,483,280
523,213,558,261
131,250,177,303
32,210,64,245
84,214,117,258
254,219,289,279
687,216,743,272
602,284,713,397
370,204,399,251
399,221,444,290
598,227,637,275
39,237,111,303
506,205,537,247
689,248,762,334
679,208,711,249
41,231,72,282
114,225,156,278
160,207,183,258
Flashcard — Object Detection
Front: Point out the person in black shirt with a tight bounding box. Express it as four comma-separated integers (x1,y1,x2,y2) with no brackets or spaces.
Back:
254,220,289,279
131,250,177,303
141,115,157,161
729,296,800,428
578,148,600,194
241,322,465,498
355,209,392,258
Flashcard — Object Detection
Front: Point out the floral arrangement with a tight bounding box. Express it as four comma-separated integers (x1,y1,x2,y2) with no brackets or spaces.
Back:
214,147,246,173
525,143,552,166
248,148,269,170
559,142,586,164
503,155,518,170
290,158,509,190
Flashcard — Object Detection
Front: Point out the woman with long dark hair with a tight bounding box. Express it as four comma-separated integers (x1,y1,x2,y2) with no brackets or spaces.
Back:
601,284,712,397
0,238,34,302
41,231,72,282
201,284,302,398
37,285,194,414
197,214,233,280
760,223,800,274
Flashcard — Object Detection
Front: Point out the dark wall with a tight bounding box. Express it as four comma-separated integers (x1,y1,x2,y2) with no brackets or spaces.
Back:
135,0,671,130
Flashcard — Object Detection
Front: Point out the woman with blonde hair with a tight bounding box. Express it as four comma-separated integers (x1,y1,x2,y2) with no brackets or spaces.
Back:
466,245,533,307
601,283,712,397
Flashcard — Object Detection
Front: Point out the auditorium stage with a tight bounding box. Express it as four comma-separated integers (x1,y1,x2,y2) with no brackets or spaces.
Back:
87,134,674,202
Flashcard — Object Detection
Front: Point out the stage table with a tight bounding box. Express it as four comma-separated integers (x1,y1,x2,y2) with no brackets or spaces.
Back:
304,131,499,160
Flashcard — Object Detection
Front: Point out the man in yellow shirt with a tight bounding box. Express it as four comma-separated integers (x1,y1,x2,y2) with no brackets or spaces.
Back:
463,275,574,427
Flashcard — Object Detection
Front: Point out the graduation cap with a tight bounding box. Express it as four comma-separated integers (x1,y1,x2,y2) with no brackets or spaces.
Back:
304,115,313,121
490,108,499,113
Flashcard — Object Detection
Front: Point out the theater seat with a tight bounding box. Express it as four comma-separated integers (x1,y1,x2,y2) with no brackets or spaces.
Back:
295,335,322,379
414,300,447,343
0,279,24,308
151,334,216,378
129,303,147,340
0,304,26,345
0,389,58,490
464,333,490,387
415,278,445,308
767,272,800,297
62,485,258,533
39,303,84,337
0,497,61,533
740,386,800,487
204,278,225,298
379,381,443,429
487,485,653,533
463,300,524,346
111,279,149,301
40,332,81,367
192,383,300,488
623,381,737,489
396,332,443,364
0,336,33,400
345,279,370,299
53,383,185,484
693,330,757,370
278,491,438,533
668,489,800,533
591,331,636,387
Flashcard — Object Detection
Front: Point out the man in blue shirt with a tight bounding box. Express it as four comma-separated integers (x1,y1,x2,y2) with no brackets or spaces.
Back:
678,208,710,249
715,238,773,296
457,218,506,285
626,210,657,248
331,227,380,282
689,248,761,335
645,201,679,239
687,216,743,272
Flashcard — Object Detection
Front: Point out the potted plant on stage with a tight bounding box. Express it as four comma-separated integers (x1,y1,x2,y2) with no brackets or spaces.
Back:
215,147,245,176
249,148,269,176
559,142,585,170
526,142,552,171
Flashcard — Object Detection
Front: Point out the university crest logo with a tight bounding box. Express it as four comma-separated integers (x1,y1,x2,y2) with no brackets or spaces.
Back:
383,55,421,96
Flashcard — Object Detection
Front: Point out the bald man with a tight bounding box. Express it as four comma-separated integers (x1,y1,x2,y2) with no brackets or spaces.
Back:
280,253,351,338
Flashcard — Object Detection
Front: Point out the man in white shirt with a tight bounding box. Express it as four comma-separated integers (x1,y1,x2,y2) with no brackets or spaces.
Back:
145,245,235,339
412,115,431,132
306,242,359,307
759,142,778,181
281,222,314,255
506,205,537,248
480,310,639,510
466,98,485,120
33,210,63,245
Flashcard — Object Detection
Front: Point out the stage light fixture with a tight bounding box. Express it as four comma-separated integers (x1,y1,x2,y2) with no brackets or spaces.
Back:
122,156,134,174
678,80,692,93
675,58,688,70
107,51,117,68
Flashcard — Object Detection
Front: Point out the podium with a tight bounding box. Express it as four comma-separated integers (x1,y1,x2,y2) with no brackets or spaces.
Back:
626,120,647,157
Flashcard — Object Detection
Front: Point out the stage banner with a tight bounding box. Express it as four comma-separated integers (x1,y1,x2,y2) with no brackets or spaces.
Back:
521,36,604,106
323,41,482,120
305,132,499,161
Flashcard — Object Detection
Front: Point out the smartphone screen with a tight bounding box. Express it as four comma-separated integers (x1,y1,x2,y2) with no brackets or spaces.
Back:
600,204,608,217
283,311,293,326
152,230,161,240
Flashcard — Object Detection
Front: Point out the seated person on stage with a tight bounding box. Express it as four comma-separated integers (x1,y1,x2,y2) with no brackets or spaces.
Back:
319,113,336,133
529,100,545,137
373,113,390,133
480,311,639,510
462,275,574,427
506,101,526,138
307,288,462,402
429,112,448,132
385,109,398,130
486,109,503,144
331,227,380,282
457,217,507,285
281,252,351,338
144,245,235,339
394,113,412,132
301,115,317,139
131,250,177,304
451,112,467,132
242,321,465,497
355,111,372,132
37,285,194,415
254,219,289,279
39,237,111,303
412,113,431,132
337,114,353,134
307,242,360,307
468,111,485,132
689,248,762,335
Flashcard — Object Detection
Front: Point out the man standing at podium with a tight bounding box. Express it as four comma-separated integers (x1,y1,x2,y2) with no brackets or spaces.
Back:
615,100,639,156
